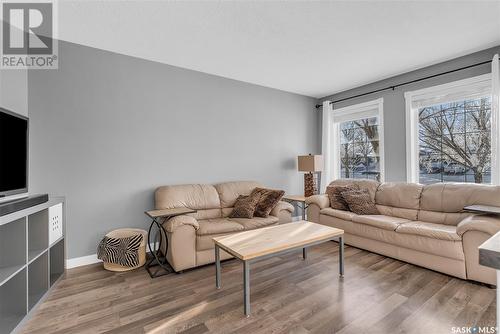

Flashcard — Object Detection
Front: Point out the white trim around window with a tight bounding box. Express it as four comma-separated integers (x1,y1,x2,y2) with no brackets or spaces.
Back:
492,54,500,185
404,73,493,183
322,98,385,186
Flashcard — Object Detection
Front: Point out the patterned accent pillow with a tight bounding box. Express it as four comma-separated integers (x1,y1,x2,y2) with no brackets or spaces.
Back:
341,189,379,215
326,184,359,211
253,187,285,218
229,194,261,218
97,234,143,267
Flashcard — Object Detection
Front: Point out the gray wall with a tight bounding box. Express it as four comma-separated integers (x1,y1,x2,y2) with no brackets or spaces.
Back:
0,24,28,117
28,41,318,258
318,46,500,182
0,69,28,117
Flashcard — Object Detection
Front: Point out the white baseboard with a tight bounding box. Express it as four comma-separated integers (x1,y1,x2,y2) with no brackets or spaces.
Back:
66,254,101,269
66,241,160,269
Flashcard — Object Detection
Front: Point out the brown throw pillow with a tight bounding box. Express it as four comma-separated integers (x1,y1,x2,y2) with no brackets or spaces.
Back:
341,189,379,215
229,194,261,219
326,184,359,211
253,187,285,218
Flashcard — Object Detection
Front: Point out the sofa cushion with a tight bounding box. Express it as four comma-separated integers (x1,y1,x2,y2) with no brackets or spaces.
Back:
320,208,357,221
196,219,244,236
417,210,472,226
419,183,500,224
155,184,220,210
352,215,411,231
195,217,279,251
376,205,419,221
214,181,263,208
326,184,359,210
375,182,423,210
229,216,279,230
396,221,461,241
190,209,223,220
329,178,380,202
155,184,222,220
319,214,464,260
341,189,379,215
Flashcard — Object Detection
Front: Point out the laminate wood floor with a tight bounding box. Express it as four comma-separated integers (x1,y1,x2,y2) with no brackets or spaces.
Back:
21,243,496,334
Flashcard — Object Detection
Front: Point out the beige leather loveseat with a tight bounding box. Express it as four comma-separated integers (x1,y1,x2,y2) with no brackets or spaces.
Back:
306,179,500,285
155,181,294,272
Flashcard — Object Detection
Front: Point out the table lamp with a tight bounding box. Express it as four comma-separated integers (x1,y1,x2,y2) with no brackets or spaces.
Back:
298,154,323,197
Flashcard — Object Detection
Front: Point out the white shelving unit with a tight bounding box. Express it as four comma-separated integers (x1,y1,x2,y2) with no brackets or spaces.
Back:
0,197,65,334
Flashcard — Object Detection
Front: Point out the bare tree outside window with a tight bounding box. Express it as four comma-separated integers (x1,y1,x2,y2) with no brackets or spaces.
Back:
418,97,491,184
340,117,380,181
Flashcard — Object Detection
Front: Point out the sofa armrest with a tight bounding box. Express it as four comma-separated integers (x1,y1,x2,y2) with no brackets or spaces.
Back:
270,201,294,217
163,215,199,233
457,214,500,237
305,194,330,209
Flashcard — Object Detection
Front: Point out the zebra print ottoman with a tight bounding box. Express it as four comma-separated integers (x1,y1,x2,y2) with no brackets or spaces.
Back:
97,228,148,272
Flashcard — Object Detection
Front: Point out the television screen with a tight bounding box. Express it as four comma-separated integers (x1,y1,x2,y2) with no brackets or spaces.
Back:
0,108,28,196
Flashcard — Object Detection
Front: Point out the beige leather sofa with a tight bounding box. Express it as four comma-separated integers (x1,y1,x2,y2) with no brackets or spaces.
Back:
155,181,294,272
306,179,500,285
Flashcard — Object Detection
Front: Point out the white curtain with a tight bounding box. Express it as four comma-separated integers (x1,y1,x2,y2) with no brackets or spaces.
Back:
491,54,500,185
321,100,332,193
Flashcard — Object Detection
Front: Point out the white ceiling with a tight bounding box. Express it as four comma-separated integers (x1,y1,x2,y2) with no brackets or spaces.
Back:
58,1,500,98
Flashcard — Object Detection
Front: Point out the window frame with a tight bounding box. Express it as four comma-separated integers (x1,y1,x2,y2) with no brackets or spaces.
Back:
330,98,385,182
404,74,494,184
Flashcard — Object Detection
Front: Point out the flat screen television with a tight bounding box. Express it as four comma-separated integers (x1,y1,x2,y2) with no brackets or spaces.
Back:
0,107,28,198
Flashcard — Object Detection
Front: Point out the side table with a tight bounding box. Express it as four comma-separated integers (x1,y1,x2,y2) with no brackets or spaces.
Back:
464,205,500,215
478,231,500,330
282,195,308,220
144,207,196,278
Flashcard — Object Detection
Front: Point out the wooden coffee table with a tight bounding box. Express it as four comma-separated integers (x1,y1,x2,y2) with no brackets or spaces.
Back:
213,221,344,316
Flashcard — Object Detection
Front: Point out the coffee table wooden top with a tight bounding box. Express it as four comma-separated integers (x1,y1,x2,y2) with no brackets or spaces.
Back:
213,221,343,261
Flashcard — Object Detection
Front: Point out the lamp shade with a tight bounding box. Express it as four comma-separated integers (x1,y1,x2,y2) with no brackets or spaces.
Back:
298,155,323,172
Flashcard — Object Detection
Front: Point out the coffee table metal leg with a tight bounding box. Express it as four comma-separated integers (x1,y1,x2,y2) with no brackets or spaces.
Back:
303,247,307,260
215,244,221,289
339,235,344,277
244,260,250,316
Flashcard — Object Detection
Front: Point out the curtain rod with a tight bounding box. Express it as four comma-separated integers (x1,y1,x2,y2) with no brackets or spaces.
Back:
314,59,492,109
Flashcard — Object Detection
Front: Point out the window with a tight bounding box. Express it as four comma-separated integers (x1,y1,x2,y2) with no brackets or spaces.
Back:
405,74,495,184
321,98,384,184
418,98,491,184
340,117,381,181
